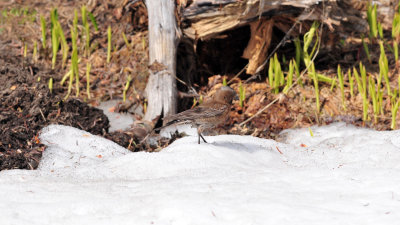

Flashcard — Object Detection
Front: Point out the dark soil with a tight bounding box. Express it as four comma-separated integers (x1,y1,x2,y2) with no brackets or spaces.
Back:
0,47,110,170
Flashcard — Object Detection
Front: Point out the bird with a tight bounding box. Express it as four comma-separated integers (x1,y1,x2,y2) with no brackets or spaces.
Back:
161,86,238,144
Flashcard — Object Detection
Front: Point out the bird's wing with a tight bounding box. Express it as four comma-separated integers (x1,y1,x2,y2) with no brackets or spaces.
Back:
164,104,228,123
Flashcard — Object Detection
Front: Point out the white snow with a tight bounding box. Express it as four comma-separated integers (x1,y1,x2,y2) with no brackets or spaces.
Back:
1,122,400,225
97,100,135,132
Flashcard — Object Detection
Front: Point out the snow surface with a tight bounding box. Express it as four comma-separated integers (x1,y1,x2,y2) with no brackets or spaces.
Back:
1,122,400,225
97,100,135,132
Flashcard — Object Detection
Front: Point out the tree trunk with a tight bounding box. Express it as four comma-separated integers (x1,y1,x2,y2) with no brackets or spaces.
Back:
144,0,179,123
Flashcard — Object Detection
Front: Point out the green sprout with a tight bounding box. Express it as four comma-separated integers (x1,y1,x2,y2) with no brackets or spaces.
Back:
107,25,112,64
239,81,245,108
123,75,132,102
294,37,302,69
379,42,390,96
48,78,53,94
82,5,90,57
56,21,68,68
283,59,294,94
303,21,319,67
268,54,284,94
33,40,37,61
378,22,384,39
310,62,320,113
23,43,27,58
122,32,132,50
337,65,346,110
353,66,368,121
86,62,91,99
88,12,98,31
330,77,336,91
51,23,59,69
348,68,354,98
293,57,302,87
309,127,314,137
73,9,78,38
361,34,371,63
391,98,400,129
60,69,72,86
369,76,378,123
392,12,400,62
367,3,378,39
222,77,227,86
40,15,47,49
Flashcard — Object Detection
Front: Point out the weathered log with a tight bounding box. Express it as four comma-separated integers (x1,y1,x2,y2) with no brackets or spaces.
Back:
179,0,397,75
182,0,396,40
143,0,179,123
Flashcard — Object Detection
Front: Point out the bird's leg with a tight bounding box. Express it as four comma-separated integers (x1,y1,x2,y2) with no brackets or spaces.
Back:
197,127,207,144
199,133,208,143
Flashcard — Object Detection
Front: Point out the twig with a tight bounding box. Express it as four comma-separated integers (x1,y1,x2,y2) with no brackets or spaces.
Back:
275,146,283,154
227,63,248,85
39,109,46,122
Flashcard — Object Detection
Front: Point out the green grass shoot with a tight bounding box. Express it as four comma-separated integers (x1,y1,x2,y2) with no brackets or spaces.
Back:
359,62,367,96
51,23,59,69
56,21,68,68
367,3,378,39
267,54,284,94
392,12,400,62
239,81,245,108
283,59,294,94
268,57,274,88
348,68,354,98
88,12,98,31
33,40,37,61
368,76,378,123
378,22,384,39
122,32,132,50
337,65,346,110
353,66,368,121
23,43,27,58
303,21,319,67
40,15,46,49
309,127,314,137
60,69,72,86
107,25,112,64
391,98,400,129
81,5,87,27
378,42,390,96
222,77,227,86
82,6,90,57
73,9,78,38
293,57,302,87
86,62,91,99
294,37,301,69
361,34,371,63
310,62,320,113
330,78,336,91
48,77,53,93
70,25,79,97
50,8,59,69
123,75,132,102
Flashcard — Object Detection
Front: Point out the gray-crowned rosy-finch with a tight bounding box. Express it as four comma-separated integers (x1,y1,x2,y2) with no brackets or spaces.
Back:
162,86,237,144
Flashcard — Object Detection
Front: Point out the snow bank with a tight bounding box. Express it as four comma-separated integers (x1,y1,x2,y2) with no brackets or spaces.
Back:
0,123,399,225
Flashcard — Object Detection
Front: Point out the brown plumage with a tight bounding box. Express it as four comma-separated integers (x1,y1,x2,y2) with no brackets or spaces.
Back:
162,86,237,144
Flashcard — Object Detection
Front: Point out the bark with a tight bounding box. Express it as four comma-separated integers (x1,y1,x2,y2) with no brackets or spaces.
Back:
144,0,179,123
